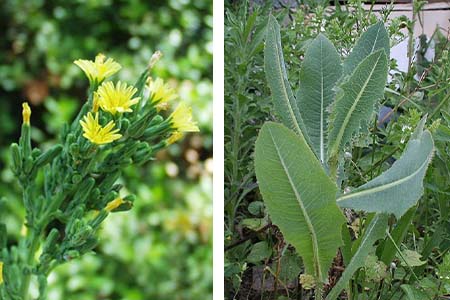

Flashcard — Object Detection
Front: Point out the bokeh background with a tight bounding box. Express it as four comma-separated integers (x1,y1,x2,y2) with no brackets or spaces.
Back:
0,1,212,299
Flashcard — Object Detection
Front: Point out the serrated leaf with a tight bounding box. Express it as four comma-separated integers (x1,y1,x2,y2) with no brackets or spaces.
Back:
297,34,342,163
328,49,388,160
326,214,389,300
264,15,310,143
255,122,345,282
343,21,390,76
336,120,434,218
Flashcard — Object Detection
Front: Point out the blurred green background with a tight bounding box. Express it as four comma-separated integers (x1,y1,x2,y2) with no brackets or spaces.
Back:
0,0,212,299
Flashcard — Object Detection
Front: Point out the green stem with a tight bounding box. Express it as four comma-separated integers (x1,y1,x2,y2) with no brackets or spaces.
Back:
315,281,324,300
429,93,450,120
20,229,41,300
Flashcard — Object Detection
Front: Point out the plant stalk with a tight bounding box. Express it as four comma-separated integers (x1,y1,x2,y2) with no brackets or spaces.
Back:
20,229,41,300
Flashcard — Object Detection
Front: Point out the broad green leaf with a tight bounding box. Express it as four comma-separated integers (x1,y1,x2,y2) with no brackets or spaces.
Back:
326,214,388,300
297,34,342,163
264,16,310,143
255,122,345,282
328,49,388,160
343,21,390,76
336,121,434,218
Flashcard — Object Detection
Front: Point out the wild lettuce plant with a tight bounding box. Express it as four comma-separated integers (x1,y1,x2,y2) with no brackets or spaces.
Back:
255,16,434,299
0,52,198,300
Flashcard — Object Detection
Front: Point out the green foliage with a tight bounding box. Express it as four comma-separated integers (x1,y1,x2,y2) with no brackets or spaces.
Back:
326,214,389,300
224,1,270,236
342,22,390,77
0,54,200,300
255,122,345,282
0,1,212,299
264,16,310,143
328,49,388,163
337,118,434,218
226,1,450,299
257,15,434,299
297,34,342,163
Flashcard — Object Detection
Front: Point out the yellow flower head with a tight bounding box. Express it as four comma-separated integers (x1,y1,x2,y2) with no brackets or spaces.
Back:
169,103,199,133
0,261,3,284
74,53,121,84
148,78,178,111
105,197,124,212
80,112,122,145
96,81,140,115
22,102,31,125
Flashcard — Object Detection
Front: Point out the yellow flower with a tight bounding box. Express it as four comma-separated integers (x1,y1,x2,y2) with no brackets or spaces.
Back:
167,131,183,145
96,81,140,115
0,261,3,284
22,102,31,125
74,53,121,84
80,112,122,145
105,197,124,212
169,103,199,133
148,78,178,111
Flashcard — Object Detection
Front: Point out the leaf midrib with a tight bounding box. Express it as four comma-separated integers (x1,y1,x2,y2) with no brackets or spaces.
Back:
268,127,322,280
370,24,382,54
319,38,325,163
269,23,303,137
337,149,430,202
331,52,383,155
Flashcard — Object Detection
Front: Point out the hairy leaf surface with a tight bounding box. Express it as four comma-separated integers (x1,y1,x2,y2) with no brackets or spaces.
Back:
255,122,345,282
326,214,388,300
337,120,434,218
328,49,388,159
264,16,310,142
297,34,342,163
343,21,390,76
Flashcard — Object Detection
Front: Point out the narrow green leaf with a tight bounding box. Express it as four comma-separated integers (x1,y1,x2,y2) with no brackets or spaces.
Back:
255,122,345,282
326,214,389,300
379,207,416,265
264,16,310,142
297,34,342,163
328,49,388,160
343,21,390,76
336,122,434,219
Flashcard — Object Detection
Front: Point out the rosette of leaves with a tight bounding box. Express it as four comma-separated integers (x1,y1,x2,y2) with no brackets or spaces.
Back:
255,16,434,299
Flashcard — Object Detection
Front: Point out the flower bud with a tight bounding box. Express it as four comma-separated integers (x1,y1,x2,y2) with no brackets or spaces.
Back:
22,102,31,125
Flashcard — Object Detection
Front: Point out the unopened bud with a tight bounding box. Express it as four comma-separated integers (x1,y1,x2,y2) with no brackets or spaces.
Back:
22,102,31,125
